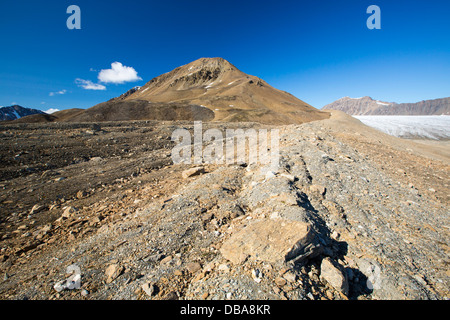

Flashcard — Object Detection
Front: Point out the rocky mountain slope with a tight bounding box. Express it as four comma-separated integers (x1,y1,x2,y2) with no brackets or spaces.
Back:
65,58,329,125
323,96,450,115
384,97,450,115
64,100,215,123
0,105,46,121
0,113,448,300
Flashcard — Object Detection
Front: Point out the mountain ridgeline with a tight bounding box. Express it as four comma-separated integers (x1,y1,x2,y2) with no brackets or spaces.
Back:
323,96,450,115
105,57,330,125
0,105,46,121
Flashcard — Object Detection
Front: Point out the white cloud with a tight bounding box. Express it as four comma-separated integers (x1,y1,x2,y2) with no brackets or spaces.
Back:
49,89,67,96
98,62,142,84
75,78,106,90
44,108,60,114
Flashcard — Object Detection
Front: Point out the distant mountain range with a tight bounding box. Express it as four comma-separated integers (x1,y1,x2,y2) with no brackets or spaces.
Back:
0,105,46,121
323,96,450,115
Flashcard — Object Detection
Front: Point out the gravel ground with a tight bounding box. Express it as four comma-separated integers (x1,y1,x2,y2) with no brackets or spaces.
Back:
0,114,448,300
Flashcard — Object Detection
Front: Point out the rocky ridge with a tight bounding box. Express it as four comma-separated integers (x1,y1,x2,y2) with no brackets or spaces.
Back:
0,105,46,121
323,96,450,115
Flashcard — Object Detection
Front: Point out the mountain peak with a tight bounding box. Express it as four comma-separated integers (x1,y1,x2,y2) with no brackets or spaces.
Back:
181,57,238,76
0,105,45,121
339,96,372,101
189,57,235,69
105,58,329,125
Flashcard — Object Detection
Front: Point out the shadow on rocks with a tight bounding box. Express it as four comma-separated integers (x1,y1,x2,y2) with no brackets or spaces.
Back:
345,267,373,299
292,192,373,300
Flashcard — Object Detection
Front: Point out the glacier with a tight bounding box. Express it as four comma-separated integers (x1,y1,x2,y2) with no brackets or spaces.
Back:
354,115,450,140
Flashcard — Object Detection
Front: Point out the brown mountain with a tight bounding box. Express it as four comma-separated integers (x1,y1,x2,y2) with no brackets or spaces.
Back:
1,108,86,124
52,108,85,121
67,57,329,124
378,97,450,115
322,96,395,115
7,113,58,123
65,100,214,122
323,96,450,115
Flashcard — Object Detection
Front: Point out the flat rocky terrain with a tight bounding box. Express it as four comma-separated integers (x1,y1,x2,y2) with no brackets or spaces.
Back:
0,112,448,300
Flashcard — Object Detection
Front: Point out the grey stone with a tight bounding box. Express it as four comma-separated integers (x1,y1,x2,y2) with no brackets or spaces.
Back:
320,258,349,296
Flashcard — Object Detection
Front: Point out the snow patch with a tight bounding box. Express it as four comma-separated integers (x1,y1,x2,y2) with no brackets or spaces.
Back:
45,108,60,114
12,109,21,119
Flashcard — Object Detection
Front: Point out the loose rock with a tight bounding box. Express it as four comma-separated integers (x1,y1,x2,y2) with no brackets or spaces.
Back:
220,219,319,265
320,258,349,296
186,262,202,274
182,167,205,179
105,264,124,284
142,282,155,297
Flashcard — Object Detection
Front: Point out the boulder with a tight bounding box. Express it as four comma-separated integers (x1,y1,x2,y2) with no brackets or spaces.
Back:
182,167,205,179
105,264,124,284
142,282,156,297
29,204,45,215
62,206,79,219
309,185,326,197
220,219,320,265
76,190,88,199
320,258,349,296
186,262,202,274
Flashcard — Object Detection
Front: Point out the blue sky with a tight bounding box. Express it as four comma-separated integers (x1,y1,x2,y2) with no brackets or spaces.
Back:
0,0,449,112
